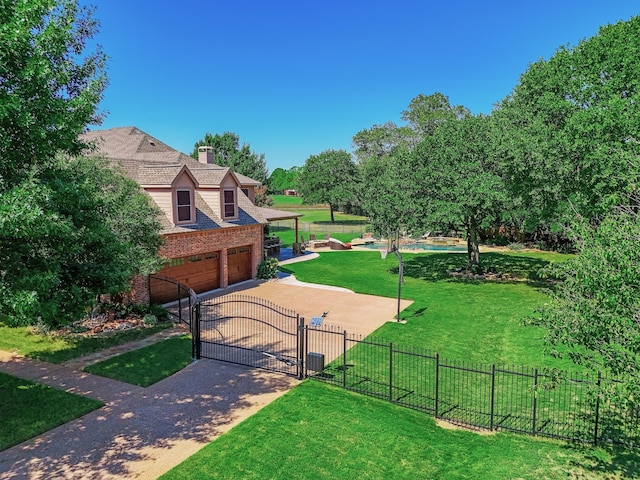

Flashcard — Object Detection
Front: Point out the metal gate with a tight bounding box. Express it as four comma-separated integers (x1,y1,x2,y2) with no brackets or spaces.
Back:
194,294,304,377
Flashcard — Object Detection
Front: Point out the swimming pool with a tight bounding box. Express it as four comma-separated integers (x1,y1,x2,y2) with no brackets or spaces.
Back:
358,241,467,252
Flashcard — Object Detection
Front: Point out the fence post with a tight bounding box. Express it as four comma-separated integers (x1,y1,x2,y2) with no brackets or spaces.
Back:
304,322,310,378
186,292,193,330
490,364,496,431
389,342,394,402
297,315,305,380
594,371,601,446
343,330,348,388
435,352,440,418
192,302,201,359
178,283,182,323
532,368,539,434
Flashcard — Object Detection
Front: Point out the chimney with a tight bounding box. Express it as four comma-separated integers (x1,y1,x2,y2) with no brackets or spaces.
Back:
198,146,214,164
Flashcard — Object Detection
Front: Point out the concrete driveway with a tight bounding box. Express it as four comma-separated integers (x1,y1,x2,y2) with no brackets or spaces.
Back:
213,275,413,337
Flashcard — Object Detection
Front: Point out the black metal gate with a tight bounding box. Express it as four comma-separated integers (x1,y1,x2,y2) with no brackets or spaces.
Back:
193,294,304,377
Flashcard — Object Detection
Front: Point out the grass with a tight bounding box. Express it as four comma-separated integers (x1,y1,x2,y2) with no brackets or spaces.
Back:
0,372,104,451
271,227,356,246
268,195,370,246
83,335,193,386
161,380,639,479
0,321,174,364
282,250,576,370
271,194,303,206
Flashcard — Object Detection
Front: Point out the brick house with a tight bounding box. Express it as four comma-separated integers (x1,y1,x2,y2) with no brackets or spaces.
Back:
83,126,301,304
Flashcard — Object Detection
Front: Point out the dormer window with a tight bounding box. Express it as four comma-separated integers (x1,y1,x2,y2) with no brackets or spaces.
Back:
223,188,236,219
176,189,193,223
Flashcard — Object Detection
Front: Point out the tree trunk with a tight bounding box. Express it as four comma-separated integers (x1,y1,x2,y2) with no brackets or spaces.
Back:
329,204,335,223
467,217,480,270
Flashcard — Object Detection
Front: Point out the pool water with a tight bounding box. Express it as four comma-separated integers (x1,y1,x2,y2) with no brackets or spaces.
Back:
359,241,467,252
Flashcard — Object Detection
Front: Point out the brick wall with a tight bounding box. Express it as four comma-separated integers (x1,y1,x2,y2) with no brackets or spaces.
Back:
133,224,264,304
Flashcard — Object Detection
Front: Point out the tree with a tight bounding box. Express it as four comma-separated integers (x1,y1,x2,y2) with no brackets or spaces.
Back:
0,155,164,328
0,1,163,328
530,204,640,423
0,0,107,187
191,132,269,184
296,149,359,223
401,92,470,138
494,16,640,231
352,121,414,166
268,166,299,193
395,114,508,269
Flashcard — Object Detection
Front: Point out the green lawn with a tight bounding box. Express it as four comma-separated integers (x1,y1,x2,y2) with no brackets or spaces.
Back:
83,335,193,386
0,372,104,451
268,195,370,246
0,321,173,364
271,194,303,206
282,250,576,370
161,381,637,480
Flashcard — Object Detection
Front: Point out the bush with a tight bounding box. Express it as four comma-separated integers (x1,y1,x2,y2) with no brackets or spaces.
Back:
257,257,280,279
143,314,158,326
150,304,169,321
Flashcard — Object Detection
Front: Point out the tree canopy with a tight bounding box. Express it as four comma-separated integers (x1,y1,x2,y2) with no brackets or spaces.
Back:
530,204,640,417
191,131,269,184
0,1,163,328
495,16,640,230
296,149,359,223
268,166,299,193
402,114,508,268
0,0,107,187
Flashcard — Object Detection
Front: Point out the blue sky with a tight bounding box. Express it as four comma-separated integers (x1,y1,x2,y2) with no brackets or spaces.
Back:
90,1,639,172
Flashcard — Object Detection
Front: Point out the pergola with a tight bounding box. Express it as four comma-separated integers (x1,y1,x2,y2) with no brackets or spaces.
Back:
258,207,304,243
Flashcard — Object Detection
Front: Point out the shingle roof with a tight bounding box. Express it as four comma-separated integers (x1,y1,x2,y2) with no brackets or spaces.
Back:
82,127,267,234
83,126,260,187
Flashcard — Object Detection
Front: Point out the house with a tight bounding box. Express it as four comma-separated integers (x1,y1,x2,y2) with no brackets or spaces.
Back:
83,126,302,304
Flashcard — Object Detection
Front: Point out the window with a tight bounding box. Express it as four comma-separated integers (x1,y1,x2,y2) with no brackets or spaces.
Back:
176,190,192,223
223,189,236,218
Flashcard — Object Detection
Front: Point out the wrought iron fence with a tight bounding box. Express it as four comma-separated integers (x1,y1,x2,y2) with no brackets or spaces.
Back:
302,324,639,446
148,275,196,329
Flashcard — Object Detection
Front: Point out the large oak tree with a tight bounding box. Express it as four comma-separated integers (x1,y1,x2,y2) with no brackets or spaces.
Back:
296,149,359,223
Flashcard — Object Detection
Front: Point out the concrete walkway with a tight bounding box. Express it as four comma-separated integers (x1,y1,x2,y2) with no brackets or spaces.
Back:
0,347,298,479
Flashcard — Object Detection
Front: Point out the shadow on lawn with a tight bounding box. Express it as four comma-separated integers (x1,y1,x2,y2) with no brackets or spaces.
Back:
567,443,640,478
398,252,554,287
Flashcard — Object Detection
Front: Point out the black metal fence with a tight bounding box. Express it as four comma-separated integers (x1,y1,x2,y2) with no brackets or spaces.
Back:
194,294,304,377
302,324,640,447
148,275,196,329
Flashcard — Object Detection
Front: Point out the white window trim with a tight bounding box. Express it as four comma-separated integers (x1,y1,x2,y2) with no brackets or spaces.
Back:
175,188,195,224
222,188,238,220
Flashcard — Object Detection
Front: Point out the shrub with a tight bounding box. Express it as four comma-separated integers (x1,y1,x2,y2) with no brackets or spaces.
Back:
257,257,280,279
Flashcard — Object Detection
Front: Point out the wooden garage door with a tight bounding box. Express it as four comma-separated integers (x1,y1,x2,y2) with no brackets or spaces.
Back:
228,246,252,285
154,252,220,298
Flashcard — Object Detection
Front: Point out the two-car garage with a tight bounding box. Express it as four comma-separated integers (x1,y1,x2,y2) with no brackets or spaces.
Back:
150,246,253,304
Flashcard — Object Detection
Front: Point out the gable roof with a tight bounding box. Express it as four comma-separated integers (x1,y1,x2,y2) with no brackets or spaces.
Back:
83,126,261,187
82,127,267,232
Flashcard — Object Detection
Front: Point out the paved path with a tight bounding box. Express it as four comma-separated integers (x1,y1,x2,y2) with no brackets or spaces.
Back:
0,348,297,480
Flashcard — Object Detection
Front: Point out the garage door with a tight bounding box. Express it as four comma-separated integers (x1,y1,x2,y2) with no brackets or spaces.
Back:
228,246,252,285
151,252,221,303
